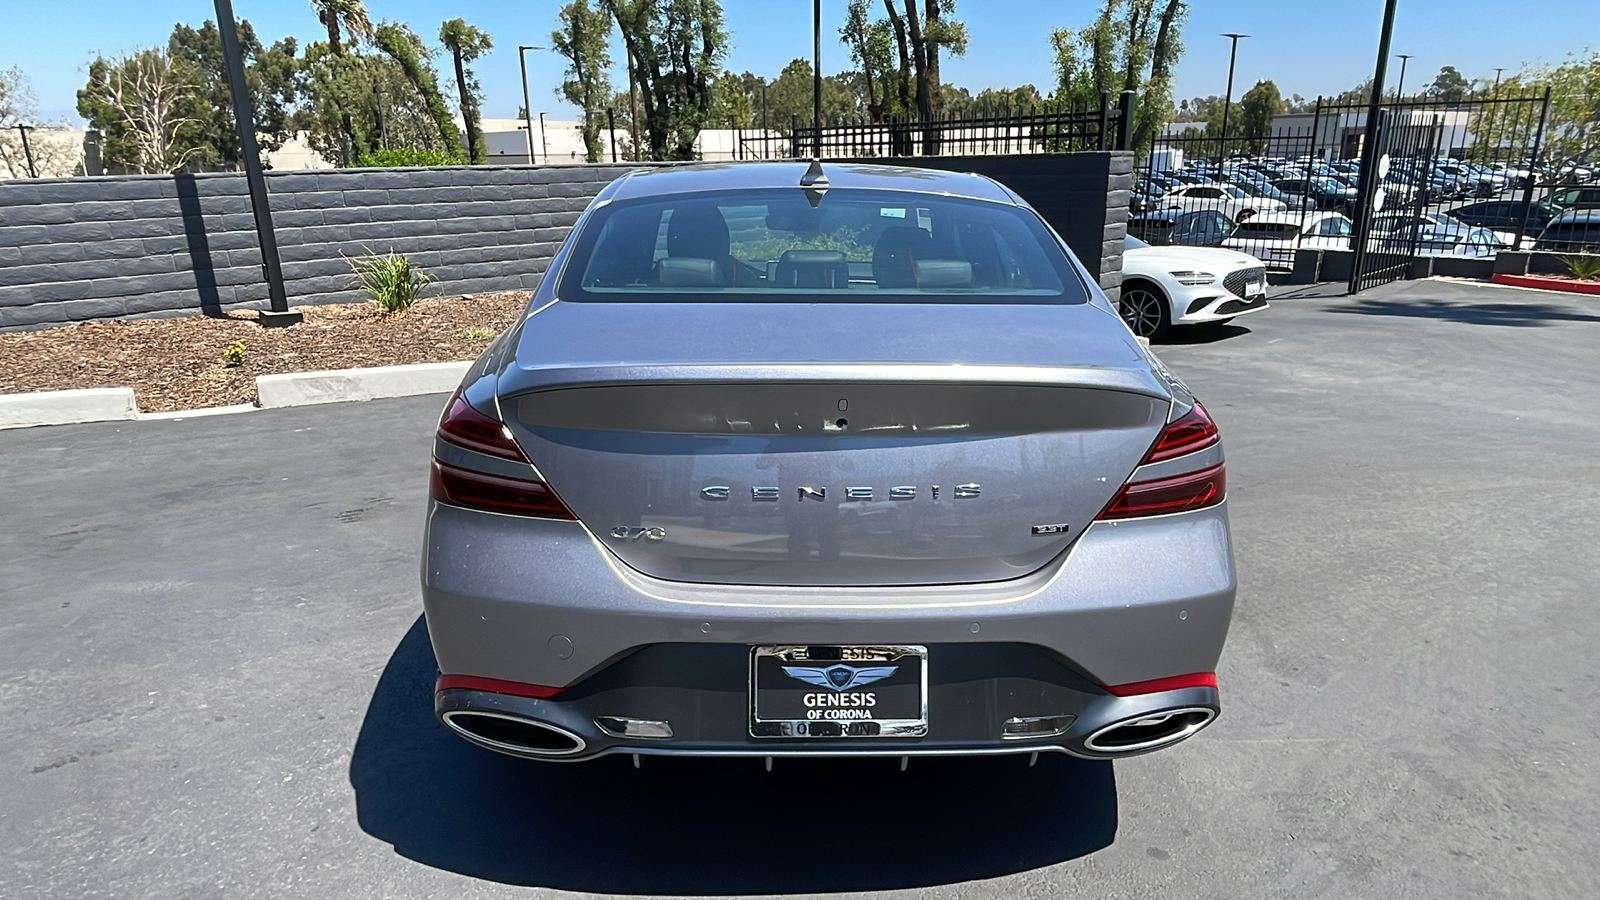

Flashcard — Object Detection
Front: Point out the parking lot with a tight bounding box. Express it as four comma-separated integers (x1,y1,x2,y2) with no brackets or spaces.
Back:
2,277,1597,899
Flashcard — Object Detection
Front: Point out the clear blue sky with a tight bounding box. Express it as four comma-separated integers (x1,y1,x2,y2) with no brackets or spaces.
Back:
1,0,1585,124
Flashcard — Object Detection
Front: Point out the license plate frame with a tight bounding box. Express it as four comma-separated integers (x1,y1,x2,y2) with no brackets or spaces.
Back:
749,645,928,739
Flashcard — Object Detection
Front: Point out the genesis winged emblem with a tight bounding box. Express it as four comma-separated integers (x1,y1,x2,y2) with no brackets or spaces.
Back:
781,663,898,691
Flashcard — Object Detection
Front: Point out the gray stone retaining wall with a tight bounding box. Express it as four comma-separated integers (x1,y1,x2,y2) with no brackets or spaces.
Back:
0,158,1128,331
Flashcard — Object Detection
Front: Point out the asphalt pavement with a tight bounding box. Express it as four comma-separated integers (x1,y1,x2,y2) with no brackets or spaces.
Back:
2,277,1597,899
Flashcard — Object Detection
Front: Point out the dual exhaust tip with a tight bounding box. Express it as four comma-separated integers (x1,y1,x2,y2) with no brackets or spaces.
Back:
443,704,1216,760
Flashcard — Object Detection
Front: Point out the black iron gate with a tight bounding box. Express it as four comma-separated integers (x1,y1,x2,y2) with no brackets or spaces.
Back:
1348,108,1441,292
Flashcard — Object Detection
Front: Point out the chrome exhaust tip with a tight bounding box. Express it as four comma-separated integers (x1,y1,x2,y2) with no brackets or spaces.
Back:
1083,706,1215,754
441,710,587,757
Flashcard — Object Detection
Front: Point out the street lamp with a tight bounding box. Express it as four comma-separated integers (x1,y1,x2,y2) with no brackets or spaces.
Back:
1492,67,1505,92
1394,54,1413,102
518,45,545,164
1219,33,1249,161
538,112,550,165
813,0,823,156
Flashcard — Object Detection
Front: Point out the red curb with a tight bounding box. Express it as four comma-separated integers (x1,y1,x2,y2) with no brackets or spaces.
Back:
1491,273,1600,295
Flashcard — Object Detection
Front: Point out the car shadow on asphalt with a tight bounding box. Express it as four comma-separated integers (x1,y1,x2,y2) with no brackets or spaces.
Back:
349,617,1118,893
1328,298,1600,327
1158,323,1253,345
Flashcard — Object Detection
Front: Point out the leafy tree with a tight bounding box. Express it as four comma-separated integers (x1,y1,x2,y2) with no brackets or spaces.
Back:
1486,52,1600,173
600,0,728,160
1237,79,1281,153
1425,65,1470,102
760,58,856,133
1,68,85,177
167,19,302,170
310,1,374,157
438,18,492,164
1050,0,1186,151
706,69,753,128
373,22,461,157
551,0,614,162
76,48,203,173
839,0,897,119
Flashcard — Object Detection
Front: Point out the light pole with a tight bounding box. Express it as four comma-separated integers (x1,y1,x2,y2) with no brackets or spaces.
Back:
1219,33,1249,161
518,46,545,164
1394,54,1413,101
813,0,823,156
16,125,37,178
538,111,550,165
1492,67,1505,92
214,0,296,326
1347,0,1400,294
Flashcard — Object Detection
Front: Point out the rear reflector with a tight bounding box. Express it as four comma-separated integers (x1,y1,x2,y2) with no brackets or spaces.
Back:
436,673,564,698
430,459,576,519
1098,464,1225,519
1103,672,1217,696
438,394,528,461
1143,401,1219,463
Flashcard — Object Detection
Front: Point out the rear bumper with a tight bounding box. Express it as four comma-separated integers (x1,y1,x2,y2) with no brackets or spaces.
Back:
434,657,1220,761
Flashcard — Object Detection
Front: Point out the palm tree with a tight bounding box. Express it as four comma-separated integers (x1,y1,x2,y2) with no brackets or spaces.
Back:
310,0,373,163
438,19,493,164
311,0,373,57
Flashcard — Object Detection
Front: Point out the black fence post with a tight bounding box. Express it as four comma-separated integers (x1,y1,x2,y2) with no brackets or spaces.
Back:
1512,87,1552,251
1097,92,1110,151
214,0,297,326
1115,91,1136,151
607,108,618,162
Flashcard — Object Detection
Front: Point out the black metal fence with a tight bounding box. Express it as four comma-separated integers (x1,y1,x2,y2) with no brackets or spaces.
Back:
1129,91,1563,290
733,91,1135,160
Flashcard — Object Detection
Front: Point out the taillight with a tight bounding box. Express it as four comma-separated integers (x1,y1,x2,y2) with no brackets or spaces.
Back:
431,393,575,519
1143,402,1219,463
438,394,527,461
1097,400,1226,520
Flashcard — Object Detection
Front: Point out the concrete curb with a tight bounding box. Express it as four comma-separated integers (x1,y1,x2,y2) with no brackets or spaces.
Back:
0,361,473,430
255,361,473,408
0,388,137,430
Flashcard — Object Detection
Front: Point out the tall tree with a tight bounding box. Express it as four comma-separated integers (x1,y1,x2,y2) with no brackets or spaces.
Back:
76,48,203,173
839,0,897,119
310,1,373,159
1049,0,1186,151
1237,79,1281,153
373,22,461,157
2,68,84,177
1425,65,1470,102
600,0,727,160
438,19,493,164
167,19,301,170
706,69,753,128
551,0,614,162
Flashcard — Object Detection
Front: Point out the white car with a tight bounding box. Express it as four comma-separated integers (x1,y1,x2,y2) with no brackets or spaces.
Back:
1223,211,1352,270
1156,184,1287,220
1119,235,1270,340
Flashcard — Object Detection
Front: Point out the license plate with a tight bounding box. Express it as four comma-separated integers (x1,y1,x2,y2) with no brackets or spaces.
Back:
750,645,928,738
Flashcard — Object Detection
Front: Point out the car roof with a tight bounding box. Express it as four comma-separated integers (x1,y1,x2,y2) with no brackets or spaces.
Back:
604,161,1018,204
1245,211,1339,226
1549,209,1600,224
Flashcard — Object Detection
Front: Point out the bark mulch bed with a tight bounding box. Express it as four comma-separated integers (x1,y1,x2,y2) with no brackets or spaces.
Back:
0,292,529,413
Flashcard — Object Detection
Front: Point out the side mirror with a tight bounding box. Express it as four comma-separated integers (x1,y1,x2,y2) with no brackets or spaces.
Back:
1237,208,1257,222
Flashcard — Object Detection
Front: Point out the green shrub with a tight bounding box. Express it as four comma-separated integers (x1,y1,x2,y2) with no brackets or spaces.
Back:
222,340,246,366
348,249,436,312
1558,254,1600,281
350,147,466,168
456,326,497,341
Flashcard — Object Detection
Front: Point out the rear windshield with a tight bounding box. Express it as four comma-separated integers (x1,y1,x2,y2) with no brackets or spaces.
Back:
556,188,1086,304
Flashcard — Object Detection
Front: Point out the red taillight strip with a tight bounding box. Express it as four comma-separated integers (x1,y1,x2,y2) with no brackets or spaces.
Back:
435,674,564,698
1103,672,1218,696
1097,463,1226,520
430,459,577,519
1144,402,1219,463
438,394,529,461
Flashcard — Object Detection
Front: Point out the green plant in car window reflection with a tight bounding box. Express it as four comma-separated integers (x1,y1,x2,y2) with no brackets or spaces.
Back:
730,225,874,263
